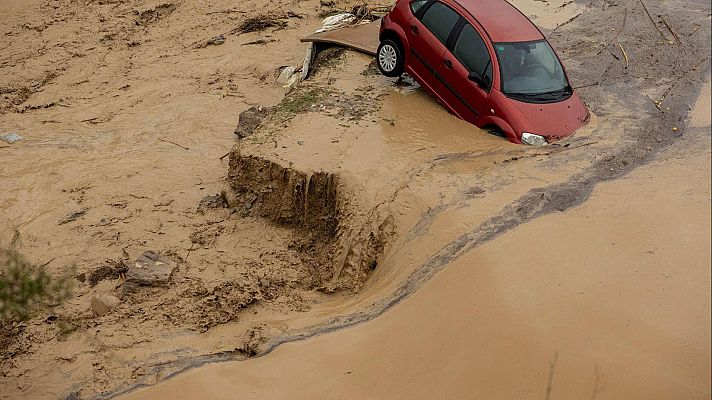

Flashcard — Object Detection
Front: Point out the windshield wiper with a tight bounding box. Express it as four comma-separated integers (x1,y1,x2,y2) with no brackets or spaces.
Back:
507,86,572,102
544,86,572,96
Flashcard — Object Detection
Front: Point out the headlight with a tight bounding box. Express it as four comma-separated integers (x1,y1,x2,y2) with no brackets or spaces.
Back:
521,132,547,146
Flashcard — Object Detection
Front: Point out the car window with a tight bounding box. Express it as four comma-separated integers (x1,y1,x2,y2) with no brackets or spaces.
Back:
453,23,493,90
495,40,569,99
410,0,429,14
420,2,460,44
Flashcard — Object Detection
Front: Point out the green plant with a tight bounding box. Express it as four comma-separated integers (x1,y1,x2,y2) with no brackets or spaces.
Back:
0,246,72,320
275,88,330,116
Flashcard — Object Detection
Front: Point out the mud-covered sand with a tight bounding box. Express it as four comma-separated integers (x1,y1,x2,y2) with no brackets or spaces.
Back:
1,0,710,398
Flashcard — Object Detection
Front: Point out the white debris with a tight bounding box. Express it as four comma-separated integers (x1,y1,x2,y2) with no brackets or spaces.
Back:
276,13,359,88
277,66,297,85
1,133,23,144
301,44,315,81
315,13,356,33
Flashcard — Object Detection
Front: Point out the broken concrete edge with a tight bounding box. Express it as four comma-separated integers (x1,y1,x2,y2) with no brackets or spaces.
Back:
276,19,380,87
299,33,377,56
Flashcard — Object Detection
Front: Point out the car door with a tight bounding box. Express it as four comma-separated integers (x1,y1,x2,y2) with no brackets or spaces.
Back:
439,22,494,123
405,1,461,110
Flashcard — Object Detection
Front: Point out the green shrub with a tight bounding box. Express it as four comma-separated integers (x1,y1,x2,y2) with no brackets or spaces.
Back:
0,246,72,320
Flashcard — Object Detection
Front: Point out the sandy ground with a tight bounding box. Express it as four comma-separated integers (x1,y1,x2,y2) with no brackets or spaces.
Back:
1,0,710,399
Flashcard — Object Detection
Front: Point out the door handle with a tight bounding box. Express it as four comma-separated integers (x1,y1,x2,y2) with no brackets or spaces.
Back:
444,59,453,69
411,25,419,34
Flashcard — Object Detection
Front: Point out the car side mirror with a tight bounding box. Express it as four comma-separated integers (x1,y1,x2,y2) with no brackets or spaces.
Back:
468,71,486,88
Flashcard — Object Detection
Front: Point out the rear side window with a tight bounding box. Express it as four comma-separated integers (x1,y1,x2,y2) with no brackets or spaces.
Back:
410,0,428,14
453,24,493,90
420,2,460,44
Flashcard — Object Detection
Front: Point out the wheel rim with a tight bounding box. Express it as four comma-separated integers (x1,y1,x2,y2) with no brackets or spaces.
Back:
379,44,397,72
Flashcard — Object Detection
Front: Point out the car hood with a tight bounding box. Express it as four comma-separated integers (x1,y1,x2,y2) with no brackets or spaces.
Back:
510,92,589,141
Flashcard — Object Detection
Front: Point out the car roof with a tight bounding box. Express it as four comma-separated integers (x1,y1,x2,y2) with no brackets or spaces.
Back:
452,0,545,43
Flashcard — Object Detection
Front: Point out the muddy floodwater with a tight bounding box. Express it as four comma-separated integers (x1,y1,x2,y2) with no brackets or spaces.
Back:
121,85,712,399
1,0,710,399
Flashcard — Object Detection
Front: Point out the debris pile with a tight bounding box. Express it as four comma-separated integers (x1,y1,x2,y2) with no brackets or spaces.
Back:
197,192,229,213
276,12,377,88
235,11,301,34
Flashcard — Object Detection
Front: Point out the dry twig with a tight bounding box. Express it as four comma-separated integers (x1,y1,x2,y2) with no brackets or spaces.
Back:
660,16,682,44
595,7,627,55
638,0,666,38
552,12,582,32
618,43,629,68
206,9,245,15
158,138,190,150
689,24,700,36
645,94,663,112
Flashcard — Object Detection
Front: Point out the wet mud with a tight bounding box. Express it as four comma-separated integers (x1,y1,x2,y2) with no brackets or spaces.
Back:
1,0,710,398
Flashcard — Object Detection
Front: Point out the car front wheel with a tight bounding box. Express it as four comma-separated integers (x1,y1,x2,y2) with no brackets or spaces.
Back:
376,39,404,77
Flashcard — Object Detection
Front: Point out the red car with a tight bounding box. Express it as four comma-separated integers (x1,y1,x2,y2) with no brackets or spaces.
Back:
377,0,589,145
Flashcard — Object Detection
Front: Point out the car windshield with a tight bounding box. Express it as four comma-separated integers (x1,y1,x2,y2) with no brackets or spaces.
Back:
495,40,571,102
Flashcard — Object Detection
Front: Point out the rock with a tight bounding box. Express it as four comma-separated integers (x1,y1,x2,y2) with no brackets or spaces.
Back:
197,192,228,214
125,251,176,287
0,132,23,144
91,293,121,316
194,34,226,49
209,34,225,45
234,106,269,139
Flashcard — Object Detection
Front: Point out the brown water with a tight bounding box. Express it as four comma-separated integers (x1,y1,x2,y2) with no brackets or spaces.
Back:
119,73,712,399
120,129,711,400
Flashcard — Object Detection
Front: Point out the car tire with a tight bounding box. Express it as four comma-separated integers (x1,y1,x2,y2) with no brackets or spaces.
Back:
485,126,507,139
376,39,405,78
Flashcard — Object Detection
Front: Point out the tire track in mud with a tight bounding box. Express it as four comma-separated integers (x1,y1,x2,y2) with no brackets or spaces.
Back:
101,0,710,397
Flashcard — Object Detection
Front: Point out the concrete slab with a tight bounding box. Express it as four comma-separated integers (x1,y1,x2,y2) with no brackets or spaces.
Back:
301,20,381,56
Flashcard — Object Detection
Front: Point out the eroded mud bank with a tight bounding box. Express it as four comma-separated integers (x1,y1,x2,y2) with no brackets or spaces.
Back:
226,150,394,292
